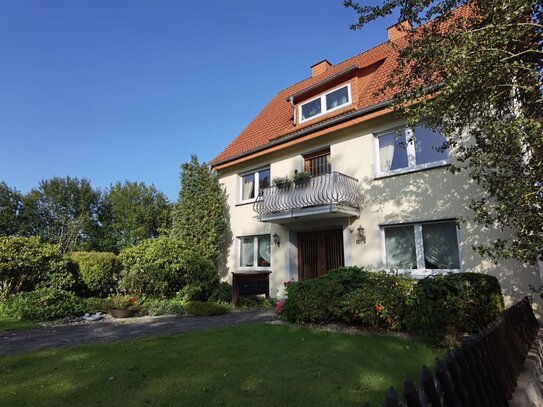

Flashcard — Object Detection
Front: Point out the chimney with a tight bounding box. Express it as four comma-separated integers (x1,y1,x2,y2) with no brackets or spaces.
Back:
387,20,412,41
311,59,332,77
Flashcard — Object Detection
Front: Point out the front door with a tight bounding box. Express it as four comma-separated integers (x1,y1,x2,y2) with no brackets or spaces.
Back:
297,229,344,280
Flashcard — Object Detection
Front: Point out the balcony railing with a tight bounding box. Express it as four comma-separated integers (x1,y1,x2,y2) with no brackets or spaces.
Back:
253,172,363,217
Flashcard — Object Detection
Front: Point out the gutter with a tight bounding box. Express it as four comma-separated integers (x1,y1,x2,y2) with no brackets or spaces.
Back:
211,98,393,168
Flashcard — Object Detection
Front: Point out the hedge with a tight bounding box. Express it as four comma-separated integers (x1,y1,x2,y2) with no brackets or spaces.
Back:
70,251,118,297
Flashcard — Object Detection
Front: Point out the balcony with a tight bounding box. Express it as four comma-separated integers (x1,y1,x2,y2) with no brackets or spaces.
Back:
253,172,363,223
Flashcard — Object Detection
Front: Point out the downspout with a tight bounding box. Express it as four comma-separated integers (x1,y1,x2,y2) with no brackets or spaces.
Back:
289,96,296,126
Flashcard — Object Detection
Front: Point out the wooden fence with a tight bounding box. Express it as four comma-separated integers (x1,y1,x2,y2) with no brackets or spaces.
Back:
363,297,540,407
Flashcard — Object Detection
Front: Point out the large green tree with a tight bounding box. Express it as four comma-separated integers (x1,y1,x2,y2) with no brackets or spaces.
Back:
171,155,229,264
0,182,22,236
345,0,543,263
100,181,171,252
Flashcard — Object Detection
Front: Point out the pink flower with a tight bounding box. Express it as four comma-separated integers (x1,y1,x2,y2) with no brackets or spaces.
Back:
275,300,285,314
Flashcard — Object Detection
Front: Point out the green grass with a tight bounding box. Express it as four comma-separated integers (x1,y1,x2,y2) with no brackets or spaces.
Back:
0,316,39,332
0,324,442,406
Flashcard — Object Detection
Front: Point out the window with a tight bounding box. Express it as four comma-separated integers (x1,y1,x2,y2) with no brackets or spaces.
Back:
304,148,331,176
382,221,461,273
240,235,271,268
376,124,449,176
299,84,351,123
239,167,270,203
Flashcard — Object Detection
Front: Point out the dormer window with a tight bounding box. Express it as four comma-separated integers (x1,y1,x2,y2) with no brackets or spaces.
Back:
299,84,351,123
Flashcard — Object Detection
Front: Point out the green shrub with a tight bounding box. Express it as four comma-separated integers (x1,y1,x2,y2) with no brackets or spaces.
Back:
236,295,276,308
139,297,184,316
102,295,140,311
184,301,230,316
70,251,118,297
405,273,504,337
82,297,105,313
118,237,219,299
0,236,76,299
208,282,232,303
0,288,85,321
342,272,415,330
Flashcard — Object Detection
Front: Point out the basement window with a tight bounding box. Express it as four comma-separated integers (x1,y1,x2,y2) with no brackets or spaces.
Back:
299,84,351,123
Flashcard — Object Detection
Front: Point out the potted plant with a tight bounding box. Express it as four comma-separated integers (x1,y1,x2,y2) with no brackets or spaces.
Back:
103,295,140,318
272,176,291,190
293,170,311,186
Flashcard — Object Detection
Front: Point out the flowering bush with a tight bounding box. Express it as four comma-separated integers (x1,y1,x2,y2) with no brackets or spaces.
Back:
275,300,285,314
102,295,139,311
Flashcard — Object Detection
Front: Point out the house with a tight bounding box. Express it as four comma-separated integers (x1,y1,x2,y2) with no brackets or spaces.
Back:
209,19,541,307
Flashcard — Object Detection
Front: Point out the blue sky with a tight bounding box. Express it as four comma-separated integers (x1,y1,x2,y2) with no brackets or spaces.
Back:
0,0,397,201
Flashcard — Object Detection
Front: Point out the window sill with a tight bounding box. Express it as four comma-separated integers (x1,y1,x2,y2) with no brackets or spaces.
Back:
235,268,272,274
392,268,462,278
236,200,256,207
373,161,450,180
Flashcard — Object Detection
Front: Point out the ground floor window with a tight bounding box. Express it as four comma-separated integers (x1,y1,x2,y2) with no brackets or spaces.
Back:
239,235,271,268
382,220,461,272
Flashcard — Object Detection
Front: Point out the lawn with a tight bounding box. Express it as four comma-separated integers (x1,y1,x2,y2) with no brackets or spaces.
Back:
0,324,441,406
0,316,39,332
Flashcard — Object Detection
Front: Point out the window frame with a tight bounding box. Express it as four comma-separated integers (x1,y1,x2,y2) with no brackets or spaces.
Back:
298,83,352,124
238,235,272,271
303,147,331,176
373,124,450,178
379,220,463,277
238,167,270,204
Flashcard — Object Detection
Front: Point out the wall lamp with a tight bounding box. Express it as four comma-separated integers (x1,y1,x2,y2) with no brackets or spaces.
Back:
273,233,280,247
356,225,366,244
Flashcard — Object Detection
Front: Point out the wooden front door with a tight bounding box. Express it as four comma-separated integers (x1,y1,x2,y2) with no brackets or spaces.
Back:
298,229,344,280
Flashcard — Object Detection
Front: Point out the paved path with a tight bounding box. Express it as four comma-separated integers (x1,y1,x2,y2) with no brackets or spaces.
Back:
0,308,276,356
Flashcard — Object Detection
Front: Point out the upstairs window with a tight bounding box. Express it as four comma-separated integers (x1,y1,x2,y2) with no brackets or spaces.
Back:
299,84,351,123
375,124,449,177
304,148,331,177
383,220,461,274
240,167,270,203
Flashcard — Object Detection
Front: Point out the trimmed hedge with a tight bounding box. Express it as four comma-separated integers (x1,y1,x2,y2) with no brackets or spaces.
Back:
0,236,76,299
70,251,118,297
184,301,230,316
0,287,85,321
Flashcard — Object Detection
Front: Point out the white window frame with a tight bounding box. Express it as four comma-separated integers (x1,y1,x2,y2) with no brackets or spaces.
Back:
238,235,271,271
373,124,450,178
298,83,352,124
238,167,270,204
379,220,463,278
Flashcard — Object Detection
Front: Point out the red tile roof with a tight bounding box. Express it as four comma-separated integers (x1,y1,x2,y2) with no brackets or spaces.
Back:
210,6,470,168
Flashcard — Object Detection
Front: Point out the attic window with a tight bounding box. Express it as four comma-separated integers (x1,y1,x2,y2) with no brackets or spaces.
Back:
299,84,351,123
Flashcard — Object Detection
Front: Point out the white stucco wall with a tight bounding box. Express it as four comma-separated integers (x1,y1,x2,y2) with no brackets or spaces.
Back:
217,114,541,307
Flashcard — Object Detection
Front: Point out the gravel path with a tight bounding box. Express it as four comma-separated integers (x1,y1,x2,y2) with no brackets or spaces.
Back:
0,308,276,356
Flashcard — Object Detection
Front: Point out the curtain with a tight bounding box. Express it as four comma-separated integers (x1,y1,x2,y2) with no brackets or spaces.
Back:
379,133,396,173
422,223,460,269
385,226,417,269
258,236,271,267
241,238,254,267
242,174,254,200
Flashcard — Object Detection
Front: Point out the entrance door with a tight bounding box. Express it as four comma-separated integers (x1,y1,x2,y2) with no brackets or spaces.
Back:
297,229,344,280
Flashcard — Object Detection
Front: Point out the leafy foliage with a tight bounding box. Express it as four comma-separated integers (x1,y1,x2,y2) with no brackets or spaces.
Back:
101,294,140,311
0,287,85,321
0,236,76,299
99,181,172,252
70,251,118,297
139,297,184,316
345,0,543,263
183,301,230,316
0,182,22,236
171,155,230,264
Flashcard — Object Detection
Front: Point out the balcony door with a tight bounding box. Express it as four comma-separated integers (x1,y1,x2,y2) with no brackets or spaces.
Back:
297,229,344,280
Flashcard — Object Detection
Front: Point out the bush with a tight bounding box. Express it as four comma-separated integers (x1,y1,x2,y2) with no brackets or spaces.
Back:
81,297,105,313
208,282,232,303
101,295,140,311
184,301,230,316
236,295,276,308
70,251,118,297
118,237,219,299
405,273,505,337
0,236,76,299
139,297,184,316
0,287,85,321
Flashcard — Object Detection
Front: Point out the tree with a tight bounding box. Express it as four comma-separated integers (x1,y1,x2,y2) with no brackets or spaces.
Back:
345,0,543,263
171,155,230,264
100,181,171,252
18,177,102,253
0,181,22,236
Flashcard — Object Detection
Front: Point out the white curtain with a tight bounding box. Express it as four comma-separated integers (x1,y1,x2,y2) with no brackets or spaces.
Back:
241,238,254,267
422,223,460,269
258,236,271,267
379,133,396,173
242,175,254,200
385,226,417,269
